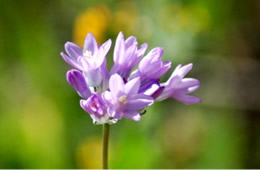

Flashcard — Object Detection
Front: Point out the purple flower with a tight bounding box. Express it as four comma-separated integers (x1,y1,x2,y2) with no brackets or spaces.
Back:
156,63,200,104
61,33,111,87
130,48,171,80
103,74,154,121
110,32,147,79
66,69,91,99
61,32,200,125
80,93,116,124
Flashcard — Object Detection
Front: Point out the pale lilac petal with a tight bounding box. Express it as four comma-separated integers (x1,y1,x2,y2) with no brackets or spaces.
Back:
139,47,162,70
114,32,125,63
174,78,200,90
65,42,82,59
95,39,112,67
66,69,91,98
124,111,141,121
137,43,148,58
172,94,201,104
147,61,171,79
173,63,193,79
156,76,181,101
124,45,137,67
84,33,98,54
109,74,125,97
125,94,153,111
125,36,137,48
102,91,113,105
80,94,107,117
188,85,200,93
60,52,82,69
124,77,140,95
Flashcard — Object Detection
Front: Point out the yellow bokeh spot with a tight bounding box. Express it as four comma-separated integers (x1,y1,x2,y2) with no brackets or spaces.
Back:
112,1,138,33
76,137,102,169
73,5,111,46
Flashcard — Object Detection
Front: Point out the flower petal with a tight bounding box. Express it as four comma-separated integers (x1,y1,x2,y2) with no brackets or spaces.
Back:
125,36,137,48
188,85,200,93
124,77,140,95
172,94,201,104
137,43,148,58
109,74,125,97
84,33,98,54
95,39,112,68
102,91,113,105
60,52,82,69
124,111,141,121
125,94,153,111
66,69,91,99
172,63,193,79
174,78,200,90
113,32,125,64
65,42,82,59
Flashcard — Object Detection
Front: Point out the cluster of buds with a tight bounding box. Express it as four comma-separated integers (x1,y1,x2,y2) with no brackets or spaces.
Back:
61,32,200,124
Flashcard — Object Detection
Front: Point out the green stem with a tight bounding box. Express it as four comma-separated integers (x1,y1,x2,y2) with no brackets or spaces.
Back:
102,123,110,169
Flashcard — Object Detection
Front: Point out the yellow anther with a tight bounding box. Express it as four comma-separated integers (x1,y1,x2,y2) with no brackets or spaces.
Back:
118,95,127,104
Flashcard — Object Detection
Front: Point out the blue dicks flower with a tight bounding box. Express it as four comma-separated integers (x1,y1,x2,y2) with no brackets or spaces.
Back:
61,33,111,88
80,93,116,124
156,64,200,104
103,74,154,121
110,32,147,78
66,69,91,99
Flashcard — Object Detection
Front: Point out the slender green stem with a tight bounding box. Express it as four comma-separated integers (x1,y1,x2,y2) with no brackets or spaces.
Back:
103,123,110,169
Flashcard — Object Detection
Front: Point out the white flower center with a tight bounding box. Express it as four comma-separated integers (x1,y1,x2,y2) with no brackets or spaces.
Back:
118,95,127,104
84,50,92,57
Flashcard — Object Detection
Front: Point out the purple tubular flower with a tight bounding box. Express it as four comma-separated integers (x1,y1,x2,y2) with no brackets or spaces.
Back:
61,33,112,88
110,32,148,78
66,69,91,99
103,74,154,121
80,93,115,124
134,48,171,80
156,63,200,104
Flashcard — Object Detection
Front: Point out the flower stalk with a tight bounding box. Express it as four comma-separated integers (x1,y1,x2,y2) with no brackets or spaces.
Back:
102,123,110,169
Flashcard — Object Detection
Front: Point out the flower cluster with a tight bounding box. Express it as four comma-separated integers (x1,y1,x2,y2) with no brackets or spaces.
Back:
61,32,200,124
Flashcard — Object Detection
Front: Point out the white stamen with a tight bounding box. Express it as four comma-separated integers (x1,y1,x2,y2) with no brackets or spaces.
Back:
84,50,92,57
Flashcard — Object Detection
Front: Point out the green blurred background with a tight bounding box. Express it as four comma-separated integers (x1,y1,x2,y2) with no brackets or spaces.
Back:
0,0,260,168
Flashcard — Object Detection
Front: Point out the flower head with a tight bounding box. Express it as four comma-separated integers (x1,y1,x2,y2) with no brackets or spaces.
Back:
130,47,171,80
61,32,200,125
103,74,153,121
110,32,147,78
156,63,200,104
61,33,111,88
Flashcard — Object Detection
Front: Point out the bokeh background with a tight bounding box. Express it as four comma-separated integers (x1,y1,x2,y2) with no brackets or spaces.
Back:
1,0,260,168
